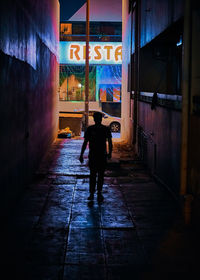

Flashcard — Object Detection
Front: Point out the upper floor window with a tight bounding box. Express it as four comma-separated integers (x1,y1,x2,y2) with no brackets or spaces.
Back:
60,23,72,35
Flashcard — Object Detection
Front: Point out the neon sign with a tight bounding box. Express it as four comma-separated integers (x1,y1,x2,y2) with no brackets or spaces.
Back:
59,42,122,65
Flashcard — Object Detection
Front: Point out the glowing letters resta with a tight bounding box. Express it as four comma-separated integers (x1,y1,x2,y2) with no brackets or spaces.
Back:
59,42,122,65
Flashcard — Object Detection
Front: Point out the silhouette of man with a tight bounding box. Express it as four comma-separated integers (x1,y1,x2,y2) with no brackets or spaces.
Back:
79,112,113,202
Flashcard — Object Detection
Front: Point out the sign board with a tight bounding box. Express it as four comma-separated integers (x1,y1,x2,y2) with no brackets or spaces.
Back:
59,41,122,65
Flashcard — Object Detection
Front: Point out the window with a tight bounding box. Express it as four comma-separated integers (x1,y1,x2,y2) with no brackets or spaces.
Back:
60,23,72,35
59,65,96,101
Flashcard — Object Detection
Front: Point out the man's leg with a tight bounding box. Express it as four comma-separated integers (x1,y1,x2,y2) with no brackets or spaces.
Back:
89,168,96,200
97,168,105,201
97,169,104,193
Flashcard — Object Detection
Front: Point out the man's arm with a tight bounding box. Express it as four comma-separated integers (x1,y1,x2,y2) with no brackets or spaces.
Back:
79,139,88,163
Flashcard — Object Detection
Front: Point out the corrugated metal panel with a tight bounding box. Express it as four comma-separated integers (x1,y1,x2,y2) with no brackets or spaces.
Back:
140,0,184,48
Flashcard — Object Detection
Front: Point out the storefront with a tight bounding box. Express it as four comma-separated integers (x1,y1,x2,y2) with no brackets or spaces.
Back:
59,41,122,116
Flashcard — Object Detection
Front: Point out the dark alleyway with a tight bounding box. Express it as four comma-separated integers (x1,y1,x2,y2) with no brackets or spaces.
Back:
2,137,199,280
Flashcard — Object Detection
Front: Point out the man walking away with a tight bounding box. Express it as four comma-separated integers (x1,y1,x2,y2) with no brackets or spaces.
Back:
79,112,113,202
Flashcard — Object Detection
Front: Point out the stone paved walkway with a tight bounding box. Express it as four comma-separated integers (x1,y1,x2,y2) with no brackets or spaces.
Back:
2,137,198,280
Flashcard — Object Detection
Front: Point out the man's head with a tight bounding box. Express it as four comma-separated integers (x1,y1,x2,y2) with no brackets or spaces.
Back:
93,112,102,124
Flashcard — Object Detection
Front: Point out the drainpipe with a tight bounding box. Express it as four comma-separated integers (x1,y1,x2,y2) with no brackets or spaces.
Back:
180,0,193,225
133,0,140,148
85,0,90,129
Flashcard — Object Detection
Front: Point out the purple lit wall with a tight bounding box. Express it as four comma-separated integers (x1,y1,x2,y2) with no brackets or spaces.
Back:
69,0,122,22
0,0,59,218
138,102,181,193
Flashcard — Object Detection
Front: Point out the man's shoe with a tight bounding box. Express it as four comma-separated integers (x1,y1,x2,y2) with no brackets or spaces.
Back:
87,194,94,200
97,193,104,202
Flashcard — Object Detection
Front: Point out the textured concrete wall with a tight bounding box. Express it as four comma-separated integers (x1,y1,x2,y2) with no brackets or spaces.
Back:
0,0,59,218
139,102,181,194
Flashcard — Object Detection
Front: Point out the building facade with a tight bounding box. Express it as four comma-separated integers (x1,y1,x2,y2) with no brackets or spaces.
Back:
59,21,122,117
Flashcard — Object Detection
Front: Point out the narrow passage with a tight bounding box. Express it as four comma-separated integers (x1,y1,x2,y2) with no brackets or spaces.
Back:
3,138,178,280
